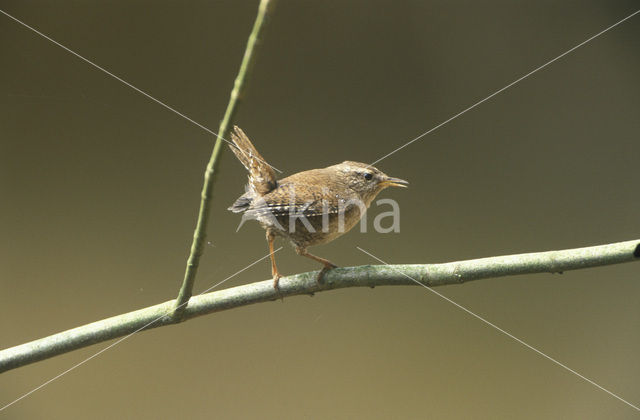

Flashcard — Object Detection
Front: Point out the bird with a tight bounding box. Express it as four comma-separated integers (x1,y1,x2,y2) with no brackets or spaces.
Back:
227,126,408,290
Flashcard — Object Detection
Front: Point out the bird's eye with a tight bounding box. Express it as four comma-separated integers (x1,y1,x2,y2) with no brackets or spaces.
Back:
363,172,373,181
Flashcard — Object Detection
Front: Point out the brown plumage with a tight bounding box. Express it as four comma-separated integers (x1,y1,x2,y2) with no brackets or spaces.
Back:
228,126,408,290
228,127,277,195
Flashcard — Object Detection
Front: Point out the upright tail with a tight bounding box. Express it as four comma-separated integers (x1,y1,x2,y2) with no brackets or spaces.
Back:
229,126,277,195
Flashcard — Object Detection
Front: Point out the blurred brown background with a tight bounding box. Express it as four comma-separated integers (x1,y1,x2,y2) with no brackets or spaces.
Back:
1,1,639,418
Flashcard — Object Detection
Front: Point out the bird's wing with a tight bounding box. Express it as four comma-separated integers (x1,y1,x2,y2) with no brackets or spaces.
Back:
228,126,277,195
243,181,355,219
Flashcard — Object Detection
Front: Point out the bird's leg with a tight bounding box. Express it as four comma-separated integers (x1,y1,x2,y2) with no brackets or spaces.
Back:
266,230,282,291
295,246,337,284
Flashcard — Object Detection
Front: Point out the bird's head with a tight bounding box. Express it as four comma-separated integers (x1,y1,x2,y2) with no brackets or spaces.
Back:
331,161,408,205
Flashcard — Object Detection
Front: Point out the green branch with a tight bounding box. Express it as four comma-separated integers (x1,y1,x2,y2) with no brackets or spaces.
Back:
174,0,274,315
1,239,637,373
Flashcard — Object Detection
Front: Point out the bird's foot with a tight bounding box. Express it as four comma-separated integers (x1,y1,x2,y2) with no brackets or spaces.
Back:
273,273,283,300
316,262,338,285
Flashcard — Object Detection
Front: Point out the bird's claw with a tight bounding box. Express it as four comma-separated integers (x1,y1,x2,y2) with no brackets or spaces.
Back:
316,263,337,285
273,273,284,300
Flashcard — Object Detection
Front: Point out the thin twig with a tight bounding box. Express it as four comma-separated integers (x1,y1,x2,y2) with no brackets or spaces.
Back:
174,0,274,315
1,239,637,373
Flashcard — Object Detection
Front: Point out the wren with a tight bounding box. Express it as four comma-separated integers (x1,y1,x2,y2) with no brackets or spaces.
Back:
228,126,408,290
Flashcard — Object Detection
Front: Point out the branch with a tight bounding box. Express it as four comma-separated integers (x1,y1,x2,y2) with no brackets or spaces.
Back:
1,239,638,373
174,0,274,315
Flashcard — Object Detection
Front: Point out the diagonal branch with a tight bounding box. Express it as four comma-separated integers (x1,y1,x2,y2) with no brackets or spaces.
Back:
1,239,638,373
174,0,274,315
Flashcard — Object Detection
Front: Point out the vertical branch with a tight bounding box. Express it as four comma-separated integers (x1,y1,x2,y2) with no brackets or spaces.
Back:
174,0,274,316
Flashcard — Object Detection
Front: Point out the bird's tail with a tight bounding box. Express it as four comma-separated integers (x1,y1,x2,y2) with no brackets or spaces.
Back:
229,126,277,195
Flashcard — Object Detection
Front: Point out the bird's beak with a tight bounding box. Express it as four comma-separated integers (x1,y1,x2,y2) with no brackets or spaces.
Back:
381,176,409,188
